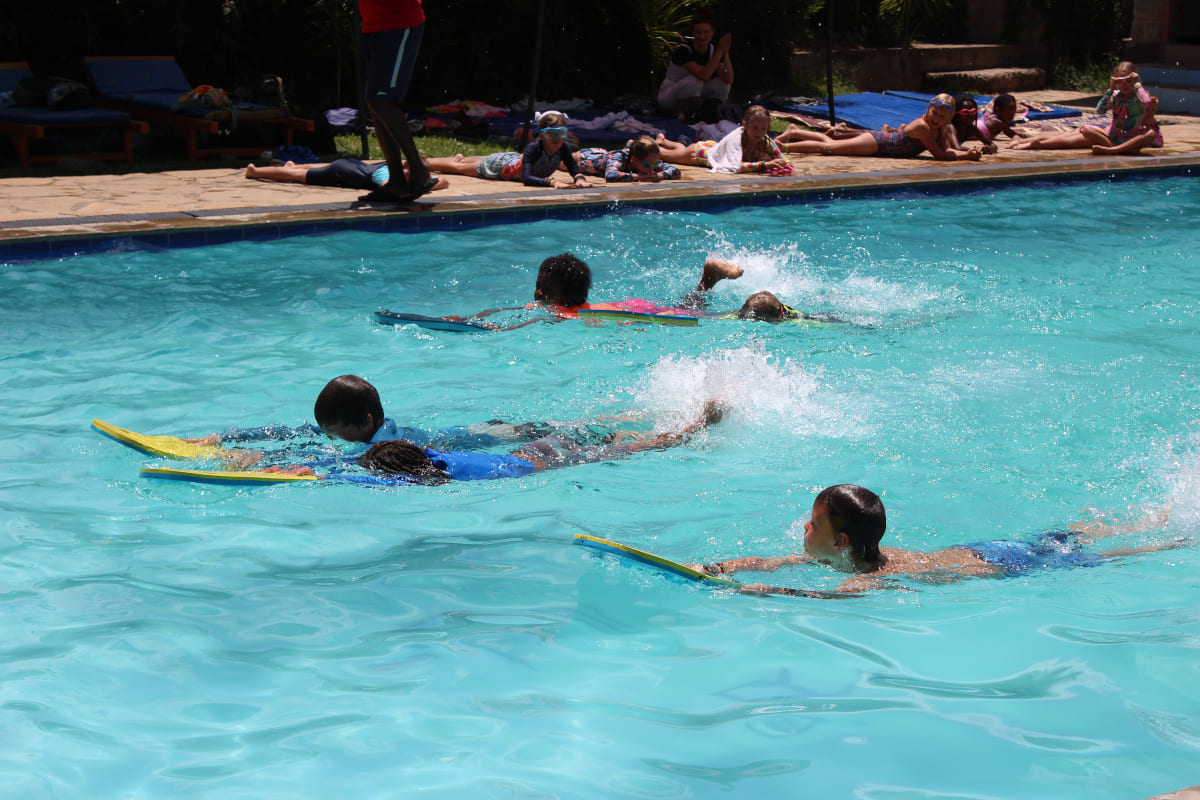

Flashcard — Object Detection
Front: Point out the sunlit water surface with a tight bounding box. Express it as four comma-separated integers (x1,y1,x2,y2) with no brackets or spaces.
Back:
2,175,1198,799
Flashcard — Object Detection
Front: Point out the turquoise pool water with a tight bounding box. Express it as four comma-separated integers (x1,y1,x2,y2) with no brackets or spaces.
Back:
2,175,1199,798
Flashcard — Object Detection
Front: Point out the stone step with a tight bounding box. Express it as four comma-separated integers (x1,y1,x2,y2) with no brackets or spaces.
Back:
924,67,1046,93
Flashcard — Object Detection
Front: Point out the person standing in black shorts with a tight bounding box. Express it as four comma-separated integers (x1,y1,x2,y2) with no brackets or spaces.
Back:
356,0,435,203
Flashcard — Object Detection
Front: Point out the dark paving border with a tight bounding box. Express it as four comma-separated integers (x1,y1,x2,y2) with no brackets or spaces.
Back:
2,155,1197,263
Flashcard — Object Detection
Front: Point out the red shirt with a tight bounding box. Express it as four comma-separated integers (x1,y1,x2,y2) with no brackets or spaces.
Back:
359,0,424,34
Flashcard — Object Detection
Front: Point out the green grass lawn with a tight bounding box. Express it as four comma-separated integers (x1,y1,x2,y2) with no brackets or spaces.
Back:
0,130,515,179
1,121,803,180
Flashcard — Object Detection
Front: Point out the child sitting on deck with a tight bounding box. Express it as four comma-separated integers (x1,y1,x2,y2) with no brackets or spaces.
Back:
1092,95,1162,155
694,484,1177,595
774,94,982,161
425,111,593,189
1010,61,1154,153
655,105,791,174
573,135,681,182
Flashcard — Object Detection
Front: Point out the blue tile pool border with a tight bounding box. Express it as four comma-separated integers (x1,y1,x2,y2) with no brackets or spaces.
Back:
2,160,1196,263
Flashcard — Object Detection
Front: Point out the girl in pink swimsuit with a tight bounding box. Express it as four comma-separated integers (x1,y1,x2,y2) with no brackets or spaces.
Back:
774,94,982,161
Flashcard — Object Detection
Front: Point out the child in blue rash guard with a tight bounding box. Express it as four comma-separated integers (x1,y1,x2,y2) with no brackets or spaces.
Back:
267,400,726,483
425,111,594,189
188,374,553,455
696,484,1178,595
574,136,681,182
311,374,552,449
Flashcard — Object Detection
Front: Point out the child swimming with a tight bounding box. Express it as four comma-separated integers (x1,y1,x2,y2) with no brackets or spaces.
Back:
425,111,593,189
774,94,982,161
439,253,831,330
695,484,1176,594
266,401,726,483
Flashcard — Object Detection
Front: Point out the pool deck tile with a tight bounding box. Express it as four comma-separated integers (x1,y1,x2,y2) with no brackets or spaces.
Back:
2,92,1199,255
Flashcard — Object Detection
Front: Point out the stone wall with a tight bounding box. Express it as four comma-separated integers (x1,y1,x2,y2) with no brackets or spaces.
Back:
790,44,1040,92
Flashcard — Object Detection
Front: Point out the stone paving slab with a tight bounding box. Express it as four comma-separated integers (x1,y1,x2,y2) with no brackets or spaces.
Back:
2,92,1198,243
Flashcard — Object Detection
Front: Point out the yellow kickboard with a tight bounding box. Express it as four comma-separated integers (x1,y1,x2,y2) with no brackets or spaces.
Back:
92,418,224,460
141,466,319,485
573,533,740,586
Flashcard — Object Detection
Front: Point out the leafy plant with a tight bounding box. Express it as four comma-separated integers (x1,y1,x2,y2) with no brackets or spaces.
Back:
877,0,953,44
630,0,709,91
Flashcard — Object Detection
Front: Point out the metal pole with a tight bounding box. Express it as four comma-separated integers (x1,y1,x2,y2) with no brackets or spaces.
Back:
826,0,836,124
519,0,546,150
353,2,370,160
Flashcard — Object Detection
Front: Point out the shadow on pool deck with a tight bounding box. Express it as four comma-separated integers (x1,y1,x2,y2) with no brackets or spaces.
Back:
2,92,1198,244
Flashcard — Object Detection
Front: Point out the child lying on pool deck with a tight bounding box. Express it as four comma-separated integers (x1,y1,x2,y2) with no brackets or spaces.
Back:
244,158,449,193
425,110,593,189
264,401,725,482
655,105,790,174
694,484,1179,594
572,135,681,182
773,94,982,161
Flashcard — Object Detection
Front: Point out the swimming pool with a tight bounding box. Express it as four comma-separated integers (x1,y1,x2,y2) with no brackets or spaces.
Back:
2,174,1198,798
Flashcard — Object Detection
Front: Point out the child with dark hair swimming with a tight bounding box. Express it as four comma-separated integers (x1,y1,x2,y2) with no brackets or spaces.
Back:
696,484,1176,594
265,401,726,483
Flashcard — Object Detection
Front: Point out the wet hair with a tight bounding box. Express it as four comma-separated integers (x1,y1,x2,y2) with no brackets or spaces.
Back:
538,111,567,130
743,105,771,126
535,253,592,307
314,375,384,429
993,93,1017,114
736,291,795,322
357,440,450,483
628,135,660,164
815,484,887,569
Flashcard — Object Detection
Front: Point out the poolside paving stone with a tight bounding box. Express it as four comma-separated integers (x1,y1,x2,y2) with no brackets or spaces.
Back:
2,92,1198,245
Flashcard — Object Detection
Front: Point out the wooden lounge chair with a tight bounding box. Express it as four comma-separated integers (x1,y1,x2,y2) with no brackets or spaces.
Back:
0,62,148,168
83,56,313,161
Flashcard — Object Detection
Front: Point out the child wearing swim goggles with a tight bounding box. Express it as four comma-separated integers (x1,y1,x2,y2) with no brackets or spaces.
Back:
1011,61,1154,153
425,111,593,189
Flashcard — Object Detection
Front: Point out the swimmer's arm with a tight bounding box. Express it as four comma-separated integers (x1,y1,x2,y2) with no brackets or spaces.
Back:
187,422,321,445
737,579,866,598
695,554,807,576
615,400,725,455
260,465,318,476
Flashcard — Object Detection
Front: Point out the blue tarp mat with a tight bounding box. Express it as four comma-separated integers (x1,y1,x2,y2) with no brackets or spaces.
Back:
783,91,1081,131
